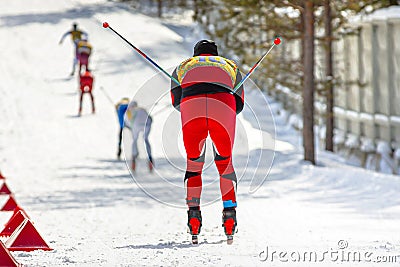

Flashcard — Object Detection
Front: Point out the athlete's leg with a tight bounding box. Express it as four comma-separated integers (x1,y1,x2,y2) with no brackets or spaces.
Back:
78,91,84,115
117,127,123,158
144,119,153,166
86,55,90,71
89,92,95,113
79,54,89,74
130,128,140,171
180,96,208,208
131,128,140,160
207,93,237,208
71,42,79,75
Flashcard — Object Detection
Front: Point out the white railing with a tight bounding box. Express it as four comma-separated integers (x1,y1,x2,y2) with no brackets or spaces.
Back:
269,12,400,174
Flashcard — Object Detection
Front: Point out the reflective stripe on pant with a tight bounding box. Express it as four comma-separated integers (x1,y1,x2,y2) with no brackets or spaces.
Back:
181,92,237,208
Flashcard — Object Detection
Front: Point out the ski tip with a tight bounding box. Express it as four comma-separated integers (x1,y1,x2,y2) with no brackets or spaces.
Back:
274,37,281,45
103,22,109,28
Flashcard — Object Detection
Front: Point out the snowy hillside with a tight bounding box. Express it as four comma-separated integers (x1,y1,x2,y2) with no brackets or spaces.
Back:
0,0,399,266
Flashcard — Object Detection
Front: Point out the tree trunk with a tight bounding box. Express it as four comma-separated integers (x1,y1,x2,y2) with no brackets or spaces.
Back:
157,0,162,18
303,0,315,164
389,0,399,5
193,0,199,21
300,4,305,64
325,0,334,152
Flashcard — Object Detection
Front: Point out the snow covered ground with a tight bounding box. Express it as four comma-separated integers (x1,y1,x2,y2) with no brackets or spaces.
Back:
0,0,399,266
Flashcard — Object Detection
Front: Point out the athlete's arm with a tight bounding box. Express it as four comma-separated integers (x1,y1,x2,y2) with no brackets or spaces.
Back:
170,68,182,111
233,71,244,114
59,31,71,44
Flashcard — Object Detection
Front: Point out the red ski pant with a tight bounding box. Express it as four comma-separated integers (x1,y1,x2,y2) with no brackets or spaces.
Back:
78,53,90,73
79,89,95,113
180,93,237,208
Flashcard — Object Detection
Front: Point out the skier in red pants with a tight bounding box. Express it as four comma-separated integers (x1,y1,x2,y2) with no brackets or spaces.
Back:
170,40,244,243
78,70,95,116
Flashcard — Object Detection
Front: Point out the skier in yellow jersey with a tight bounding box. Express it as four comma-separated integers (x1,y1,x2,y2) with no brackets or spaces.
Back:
59,22,88,76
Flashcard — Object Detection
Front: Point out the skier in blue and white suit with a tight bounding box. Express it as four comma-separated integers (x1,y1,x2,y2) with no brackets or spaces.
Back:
124,101,153,172
115,97,130,159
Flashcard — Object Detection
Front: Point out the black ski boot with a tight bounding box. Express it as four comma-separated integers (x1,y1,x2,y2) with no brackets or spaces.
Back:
117,148,122,160
222,208,237,244
187,209,202,244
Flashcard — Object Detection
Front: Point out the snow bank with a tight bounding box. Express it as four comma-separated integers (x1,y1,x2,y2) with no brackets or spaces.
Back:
350,5,400,24
377,141,392,155
288,114,302,130
360,137,375,153
333,129,346,145
376,141,394,174
345,133,359,148
361,6,400,22
318,125,326,140
395,148,400,160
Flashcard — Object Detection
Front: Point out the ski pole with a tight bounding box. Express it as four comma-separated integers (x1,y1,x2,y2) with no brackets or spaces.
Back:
102,22,181,86
99,86,115,105
145,102,168,110
148,103,171,116
233,37,281,93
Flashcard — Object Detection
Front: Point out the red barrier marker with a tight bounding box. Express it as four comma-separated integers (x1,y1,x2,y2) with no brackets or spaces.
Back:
1,195,18,211
0,182,12,195
0,210,27,237
0,241,20,267
6,219,53,251
12,206,29,219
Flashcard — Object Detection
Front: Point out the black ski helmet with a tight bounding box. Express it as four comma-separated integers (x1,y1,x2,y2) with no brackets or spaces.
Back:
193,40,218,56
